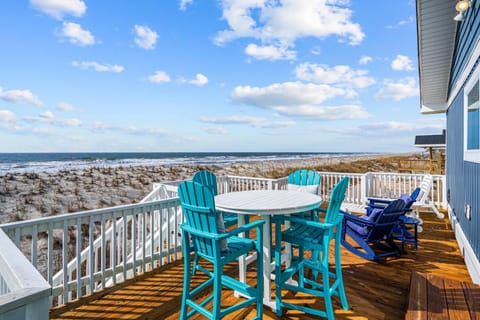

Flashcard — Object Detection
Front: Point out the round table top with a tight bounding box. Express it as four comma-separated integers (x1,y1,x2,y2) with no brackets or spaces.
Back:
214,190,322,215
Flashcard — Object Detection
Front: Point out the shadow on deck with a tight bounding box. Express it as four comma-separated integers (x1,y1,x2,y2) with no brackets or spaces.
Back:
49,209,473,320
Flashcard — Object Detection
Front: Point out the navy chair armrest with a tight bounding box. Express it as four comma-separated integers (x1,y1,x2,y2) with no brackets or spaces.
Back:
342,211,375,227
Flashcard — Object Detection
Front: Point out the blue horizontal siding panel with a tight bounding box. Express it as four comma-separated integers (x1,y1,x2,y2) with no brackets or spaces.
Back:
450,2,480,92
447,91,480,262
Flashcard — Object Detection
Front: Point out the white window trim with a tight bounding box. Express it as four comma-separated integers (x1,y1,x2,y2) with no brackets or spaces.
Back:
464,64,480,163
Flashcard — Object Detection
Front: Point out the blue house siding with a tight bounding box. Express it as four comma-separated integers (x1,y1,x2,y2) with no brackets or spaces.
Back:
450,4,480,89
447,92,480,262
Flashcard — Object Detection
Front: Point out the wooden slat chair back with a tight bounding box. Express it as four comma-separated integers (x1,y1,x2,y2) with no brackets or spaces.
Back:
193,170,239,227
193,169,219,196
287,169,321,220
341,199,406,261
287,169,321,187
413,174,445,219
178,181,265,319
274,176,350,319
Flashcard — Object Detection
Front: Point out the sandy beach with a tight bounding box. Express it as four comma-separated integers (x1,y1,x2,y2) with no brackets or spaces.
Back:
0,153,420,224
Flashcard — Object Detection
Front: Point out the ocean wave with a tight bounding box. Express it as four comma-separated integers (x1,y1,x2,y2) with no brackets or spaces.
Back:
0,152,369,175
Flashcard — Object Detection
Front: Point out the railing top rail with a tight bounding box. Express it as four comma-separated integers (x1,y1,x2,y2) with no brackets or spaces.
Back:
0,228,50,312
0,197,179,230
224,175,280,182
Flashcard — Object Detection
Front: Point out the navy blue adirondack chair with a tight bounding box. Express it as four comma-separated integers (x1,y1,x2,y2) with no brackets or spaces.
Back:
178,181,264,320
341,199,406,261
366,187,421,249
274,177,349,319
366,187,420,216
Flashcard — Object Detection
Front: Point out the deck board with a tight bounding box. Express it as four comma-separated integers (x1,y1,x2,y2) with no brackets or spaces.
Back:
50,209,475,320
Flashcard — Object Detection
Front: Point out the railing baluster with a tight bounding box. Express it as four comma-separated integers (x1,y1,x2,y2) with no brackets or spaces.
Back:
159,204,164,266
142,207,146,273
112,211,117,285
167,206,172,264
101,214,106,289
88,215,94,295
122,210,127,282
76,217,81,300
48,222,53,302
31,224,37,268
132,210,137,277
150,205,155,269
62,222,68,304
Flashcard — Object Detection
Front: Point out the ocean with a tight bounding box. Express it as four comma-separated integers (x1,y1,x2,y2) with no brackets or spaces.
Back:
0,152,370,175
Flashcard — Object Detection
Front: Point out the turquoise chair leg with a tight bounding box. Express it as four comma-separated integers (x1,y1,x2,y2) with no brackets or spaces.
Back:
275,222,283,318
181,234,191,320
335,230,348,310
191,246,198,275
256,234,263,319
322,265,334,320
213,263,222,319
298,247,305,288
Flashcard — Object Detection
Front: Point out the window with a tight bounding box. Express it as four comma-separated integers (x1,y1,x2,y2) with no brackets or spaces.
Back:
464,66,480,162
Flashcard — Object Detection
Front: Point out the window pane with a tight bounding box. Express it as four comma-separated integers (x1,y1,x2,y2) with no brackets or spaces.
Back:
467,108,480,149
467,81,480,150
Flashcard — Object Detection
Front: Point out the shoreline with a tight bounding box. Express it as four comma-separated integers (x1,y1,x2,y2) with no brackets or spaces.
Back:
0,152,421,224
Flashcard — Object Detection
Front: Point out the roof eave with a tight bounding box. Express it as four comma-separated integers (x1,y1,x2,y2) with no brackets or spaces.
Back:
420,103,447,114
416,0,457,114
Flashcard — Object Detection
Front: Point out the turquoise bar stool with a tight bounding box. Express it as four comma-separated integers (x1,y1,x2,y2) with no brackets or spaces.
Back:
178,181,264,320
274,177,349,319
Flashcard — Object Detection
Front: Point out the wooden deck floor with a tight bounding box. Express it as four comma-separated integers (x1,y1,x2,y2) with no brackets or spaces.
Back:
50,209,474,320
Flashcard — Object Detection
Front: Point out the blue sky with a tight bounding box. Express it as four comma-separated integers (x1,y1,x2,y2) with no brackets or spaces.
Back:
0,0,444,153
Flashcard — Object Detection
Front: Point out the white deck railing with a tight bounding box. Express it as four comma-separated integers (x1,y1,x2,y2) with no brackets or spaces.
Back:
0,197,182,308
0,171,446,316
0,228,50,320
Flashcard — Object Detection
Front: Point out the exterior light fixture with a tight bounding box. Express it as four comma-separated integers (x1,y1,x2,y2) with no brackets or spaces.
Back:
454,11,465,21
456,0,471,12
454,0,474,21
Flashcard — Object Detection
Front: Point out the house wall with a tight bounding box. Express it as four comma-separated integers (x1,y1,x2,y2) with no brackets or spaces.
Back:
450,2,480,90
447,11,480,280
447,93,480,258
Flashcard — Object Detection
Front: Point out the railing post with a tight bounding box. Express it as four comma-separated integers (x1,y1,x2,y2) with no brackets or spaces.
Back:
361,173,370,204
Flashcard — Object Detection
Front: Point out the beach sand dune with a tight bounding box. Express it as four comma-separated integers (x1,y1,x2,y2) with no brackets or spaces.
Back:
0,153,420,224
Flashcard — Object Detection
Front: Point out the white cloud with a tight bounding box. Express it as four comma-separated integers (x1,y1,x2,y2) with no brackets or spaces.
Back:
148,71,171,83
180,0,193,11
375,77,419,101
252,120,295,128
72,61,124,73
215,0,364,46
272,104,370,120
58,22,95,46
0,87,44,106
24,110,82,127
90,122,167,136
295,63,376,88
58,102,76,111
231,82,353,107
200,115,296,128
201,126,228,135
189,73,209,86
245,43,296,60
387,16,415,29
30,0,86,20
0,110,16,122
391,55,414,71
333,119,444,137
200,115,264,124
58,118,82,127
134,25,158,50
359,55,372,65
